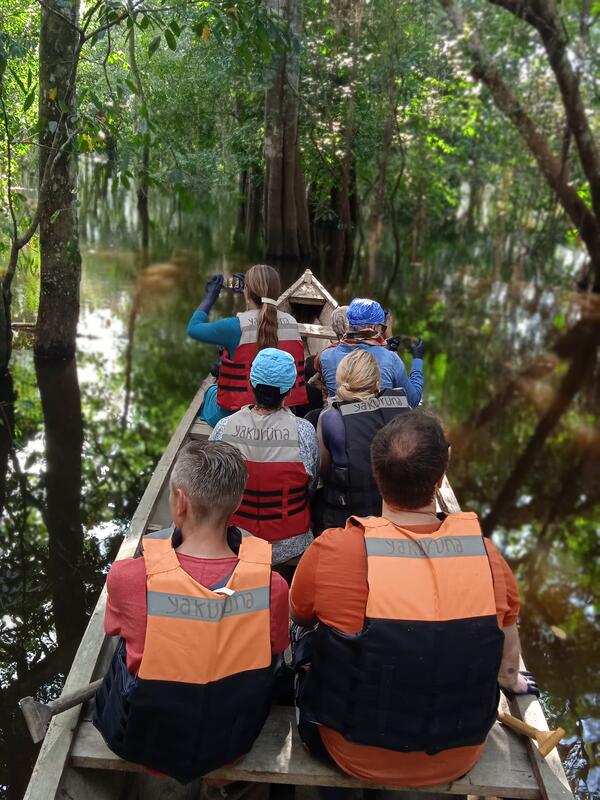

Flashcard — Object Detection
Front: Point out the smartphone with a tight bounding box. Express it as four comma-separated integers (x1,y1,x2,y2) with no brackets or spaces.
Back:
225,274,245,291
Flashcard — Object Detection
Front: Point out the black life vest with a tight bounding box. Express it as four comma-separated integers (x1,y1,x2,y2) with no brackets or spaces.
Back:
321,389,410,529
298,515,504,756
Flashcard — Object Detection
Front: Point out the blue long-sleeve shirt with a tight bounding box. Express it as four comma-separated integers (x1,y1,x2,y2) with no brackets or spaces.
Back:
319,342,424,406
187,310,245,427
187,310,242,357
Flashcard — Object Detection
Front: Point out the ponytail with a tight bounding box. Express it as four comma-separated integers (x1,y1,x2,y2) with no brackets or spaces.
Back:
335,350,380,403
245,264,281,354
257,303,279,352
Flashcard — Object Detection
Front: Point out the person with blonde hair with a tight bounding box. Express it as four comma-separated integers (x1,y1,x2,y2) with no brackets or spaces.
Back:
188,265,308,427
316,349,411,529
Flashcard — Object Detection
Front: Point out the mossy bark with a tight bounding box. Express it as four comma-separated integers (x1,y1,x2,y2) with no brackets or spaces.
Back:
34,0,82,361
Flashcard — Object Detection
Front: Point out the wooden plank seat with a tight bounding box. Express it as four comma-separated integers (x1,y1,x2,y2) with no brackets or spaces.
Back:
71,706,539,798
189,421,214,440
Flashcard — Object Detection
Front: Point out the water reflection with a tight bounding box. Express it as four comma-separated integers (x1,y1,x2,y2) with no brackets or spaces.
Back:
35,359,87,657
0,221,598,798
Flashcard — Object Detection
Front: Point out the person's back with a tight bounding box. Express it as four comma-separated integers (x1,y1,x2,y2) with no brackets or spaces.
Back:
210,348,319,566
94,441,289,783
318,298,424,405
187,264,307,427
292,410,535,786
318,350,410,529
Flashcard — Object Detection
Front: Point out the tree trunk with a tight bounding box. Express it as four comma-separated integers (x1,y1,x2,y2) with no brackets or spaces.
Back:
128,19,150,258
264,0,311,261
239,167,263,251
34,0,82,360
440,0,600,292
35,358,87,650
367,112,395,284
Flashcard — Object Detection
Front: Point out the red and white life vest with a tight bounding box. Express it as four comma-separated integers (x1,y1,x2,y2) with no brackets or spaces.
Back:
222,406,311,542
217,310,307,411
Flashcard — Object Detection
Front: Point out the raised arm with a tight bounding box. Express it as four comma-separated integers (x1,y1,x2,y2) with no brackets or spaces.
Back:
187,311,241,356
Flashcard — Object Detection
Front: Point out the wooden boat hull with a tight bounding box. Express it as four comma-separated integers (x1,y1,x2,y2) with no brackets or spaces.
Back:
23,271,574,800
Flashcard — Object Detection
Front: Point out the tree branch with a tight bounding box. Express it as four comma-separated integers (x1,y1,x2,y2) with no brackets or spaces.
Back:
439,0,600,270
487,0,600,222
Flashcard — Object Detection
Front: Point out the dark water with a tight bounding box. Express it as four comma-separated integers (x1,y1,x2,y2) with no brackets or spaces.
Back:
1,201,598,798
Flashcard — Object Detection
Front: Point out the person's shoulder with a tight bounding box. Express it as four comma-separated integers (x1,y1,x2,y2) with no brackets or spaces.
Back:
210,416,228,439
315,523,364,550
483,535,512,571
320,405,339,424
320,405,343,434
319,344,338,363
296,416,318,440
270,570,290,598
107,556,145,593
378,345,402,363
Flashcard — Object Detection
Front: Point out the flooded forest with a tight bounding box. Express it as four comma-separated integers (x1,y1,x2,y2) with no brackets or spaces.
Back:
0,0,599,798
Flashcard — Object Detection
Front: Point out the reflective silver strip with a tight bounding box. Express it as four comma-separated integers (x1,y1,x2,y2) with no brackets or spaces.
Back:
365,536,487,559
144,527,173,540
222,434,300,449
340,394,409,416
147,586,270,622
237,311,302,346
222,408,303,463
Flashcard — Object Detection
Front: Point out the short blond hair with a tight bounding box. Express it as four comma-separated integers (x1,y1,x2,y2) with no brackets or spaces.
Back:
335,350,380,403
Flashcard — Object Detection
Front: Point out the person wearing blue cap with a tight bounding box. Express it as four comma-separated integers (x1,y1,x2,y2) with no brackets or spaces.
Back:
209,348,319,569
319,297,424,405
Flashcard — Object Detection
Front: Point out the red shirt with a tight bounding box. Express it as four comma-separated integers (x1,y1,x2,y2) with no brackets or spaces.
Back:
290,518,520,787
106,554,290,674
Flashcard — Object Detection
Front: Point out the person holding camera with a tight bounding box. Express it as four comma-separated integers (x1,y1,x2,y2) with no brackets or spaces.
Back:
187,264,308,427
318,297,424,405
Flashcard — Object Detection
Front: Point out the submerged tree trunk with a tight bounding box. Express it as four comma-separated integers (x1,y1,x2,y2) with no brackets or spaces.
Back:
264,0,311,261
34,0,82,360
35,358,87,651
0,371,15,515
482,315,600,536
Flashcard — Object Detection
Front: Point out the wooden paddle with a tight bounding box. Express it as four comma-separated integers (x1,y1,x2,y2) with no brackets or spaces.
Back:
498,710,565,757
19,679,104,743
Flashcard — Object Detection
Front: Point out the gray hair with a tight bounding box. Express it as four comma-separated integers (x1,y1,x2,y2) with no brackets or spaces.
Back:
331,305,349,340
170,441,248,520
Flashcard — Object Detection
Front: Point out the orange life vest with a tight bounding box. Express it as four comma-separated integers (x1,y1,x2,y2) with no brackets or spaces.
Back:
222,406,311,541
299,513,504,755
217,309,308,410
94,528,273,783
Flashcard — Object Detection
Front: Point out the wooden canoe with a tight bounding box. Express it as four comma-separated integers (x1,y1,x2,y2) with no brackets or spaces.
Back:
23,270,574,800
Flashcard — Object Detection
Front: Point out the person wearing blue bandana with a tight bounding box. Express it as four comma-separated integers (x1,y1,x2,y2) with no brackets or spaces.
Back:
319,297,424,405
209,349,319,571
